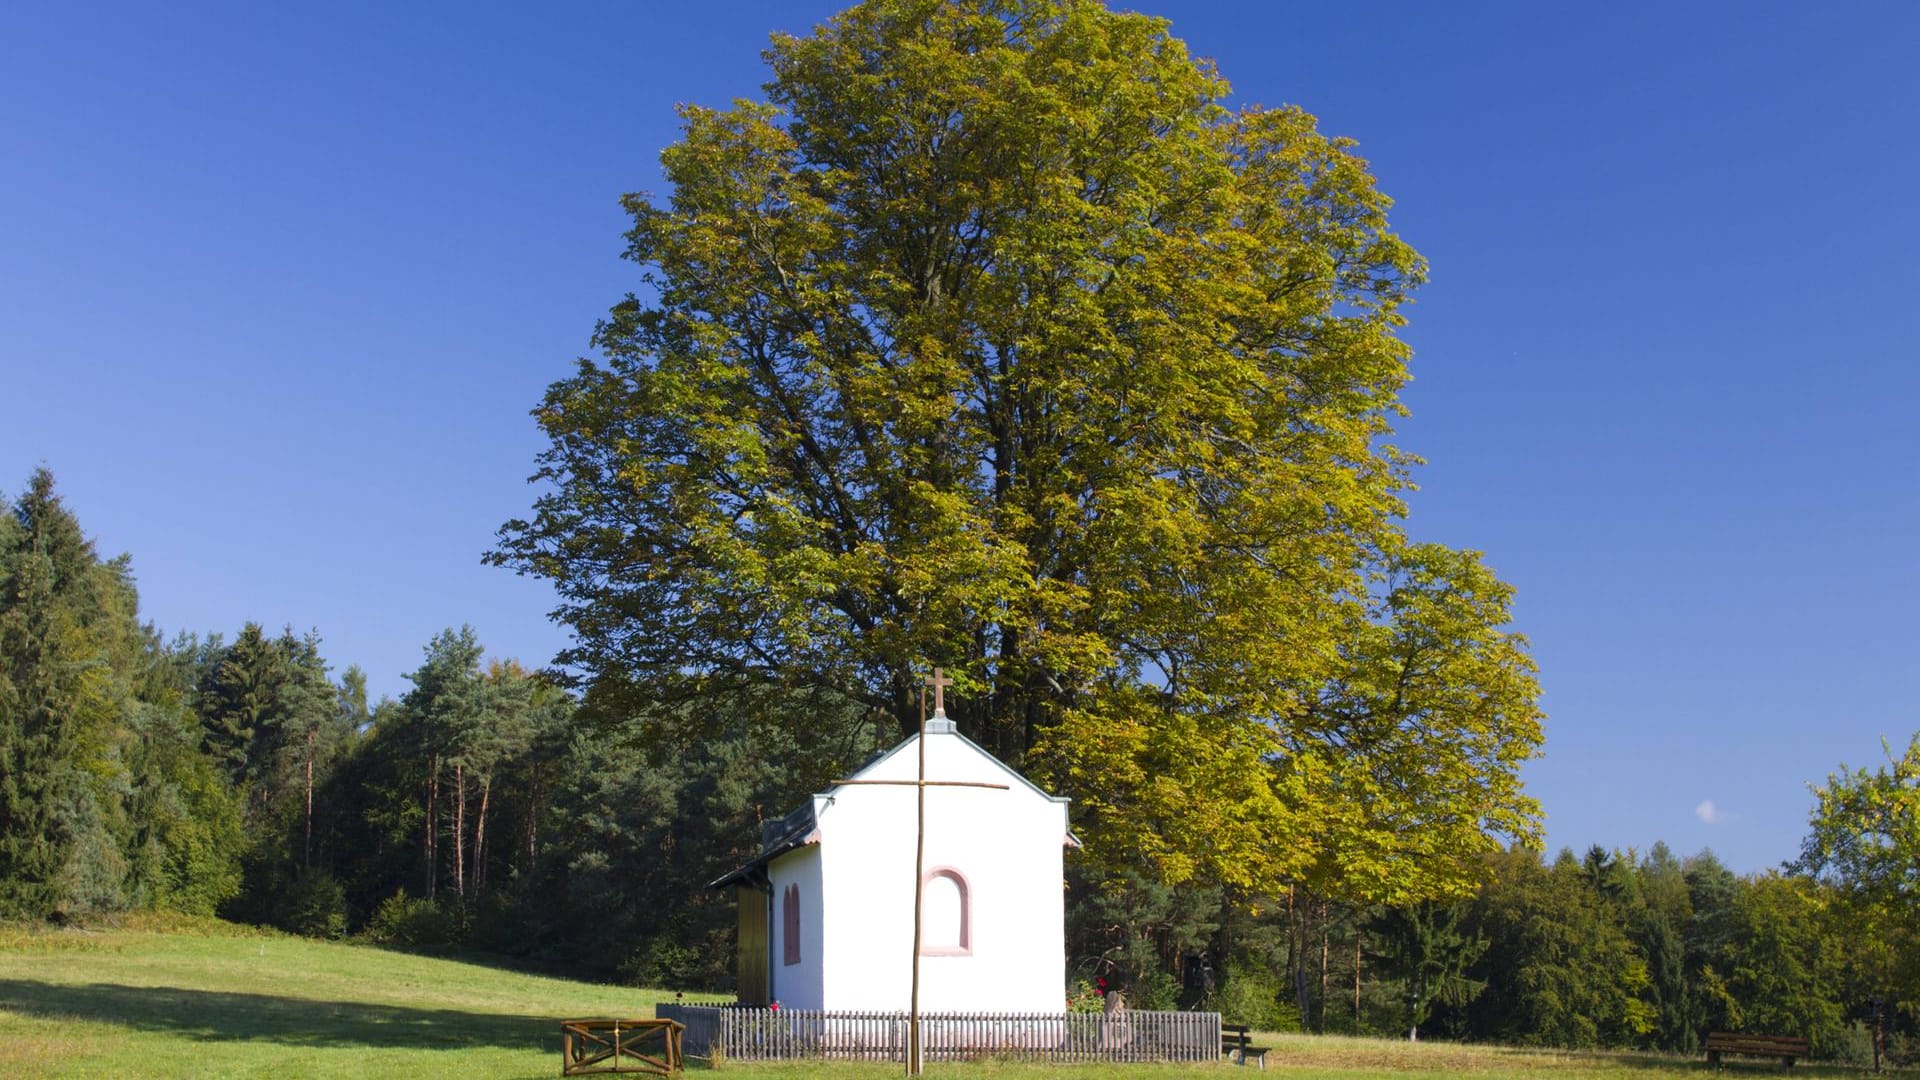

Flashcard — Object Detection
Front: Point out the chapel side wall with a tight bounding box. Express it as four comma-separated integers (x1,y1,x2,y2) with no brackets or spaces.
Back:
767,845,825,1010
818,732,1067,1013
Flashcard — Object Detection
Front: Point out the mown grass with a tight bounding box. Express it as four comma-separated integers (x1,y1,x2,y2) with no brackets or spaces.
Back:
0,915,699,1078
0,918,1898,1078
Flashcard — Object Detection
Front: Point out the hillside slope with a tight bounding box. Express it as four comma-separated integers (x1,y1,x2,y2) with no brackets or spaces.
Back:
0,917,684,1078
0,919,1888,1078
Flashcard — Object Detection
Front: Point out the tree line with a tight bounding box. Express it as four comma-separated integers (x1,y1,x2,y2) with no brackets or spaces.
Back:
2,467,1913,1066
1081,840,1914,1067
0,467,879,980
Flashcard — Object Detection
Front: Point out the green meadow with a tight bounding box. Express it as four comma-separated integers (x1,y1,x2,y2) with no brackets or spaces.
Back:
0,918,1892,1079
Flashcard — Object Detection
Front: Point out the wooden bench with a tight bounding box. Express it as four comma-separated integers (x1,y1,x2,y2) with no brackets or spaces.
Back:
1704,1031,1809,1070
1221,1023,1271,1069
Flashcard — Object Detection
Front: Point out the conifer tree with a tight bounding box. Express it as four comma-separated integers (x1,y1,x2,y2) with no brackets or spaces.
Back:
1378,900,1486,1041
196,623,282,784
398,627,486,901
0,470,141,918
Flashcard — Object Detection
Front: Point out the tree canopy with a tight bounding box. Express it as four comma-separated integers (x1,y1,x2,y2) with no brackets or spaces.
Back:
1794,734,1920,1002
492,0,1542,902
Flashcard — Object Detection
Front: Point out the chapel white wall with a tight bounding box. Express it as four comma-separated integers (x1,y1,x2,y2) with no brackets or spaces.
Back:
767,842,825,1010
817,730,1067,1012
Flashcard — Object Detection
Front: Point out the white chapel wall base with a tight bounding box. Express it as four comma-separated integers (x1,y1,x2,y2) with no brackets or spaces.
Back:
818,730,1068,1012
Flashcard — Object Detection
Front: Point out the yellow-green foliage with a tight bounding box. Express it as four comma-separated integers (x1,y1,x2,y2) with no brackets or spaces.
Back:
495,0,1543,910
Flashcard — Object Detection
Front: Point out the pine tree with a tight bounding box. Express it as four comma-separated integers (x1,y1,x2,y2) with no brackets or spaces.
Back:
398,628,486,902
196,623,282,784
0,470,140,919
1378,900,1486,1040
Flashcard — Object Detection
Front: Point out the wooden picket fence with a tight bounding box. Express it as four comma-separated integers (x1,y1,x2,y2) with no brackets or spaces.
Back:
655,1004,1218,1064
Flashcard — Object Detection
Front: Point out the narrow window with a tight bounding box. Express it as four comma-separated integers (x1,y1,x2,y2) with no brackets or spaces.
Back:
920,868,970,955
782,884,801,965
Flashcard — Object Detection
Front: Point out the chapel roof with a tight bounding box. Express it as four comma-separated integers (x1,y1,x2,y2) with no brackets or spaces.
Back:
708,800,818,890
706,720,1072,891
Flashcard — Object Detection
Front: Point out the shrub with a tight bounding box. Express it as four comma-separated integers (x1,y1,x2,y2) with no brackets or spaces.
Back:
275,868,347,939
365,890,460,948
1213,962,1298,1032
1128,966,1181,1011
623,938,703,989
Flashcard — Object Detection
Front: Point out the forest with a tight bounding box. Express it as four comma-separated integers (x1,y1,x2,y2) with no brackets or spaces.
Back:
0,466,1913,1067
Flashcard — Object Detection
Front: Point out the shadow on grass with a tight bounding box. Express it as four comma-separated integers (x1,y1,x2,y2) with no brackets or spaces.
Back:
0,978,568,1052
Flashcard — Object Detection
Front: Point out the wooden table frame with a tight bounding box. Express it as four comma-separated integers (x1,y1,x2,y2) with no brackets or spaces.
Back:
561,1018,685,1076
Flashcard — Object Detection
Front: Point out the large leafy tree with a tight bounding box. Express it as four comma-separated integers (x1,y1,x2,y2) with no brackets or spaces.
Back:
1795,734,1920,1005
1797,735,1920,911
494,0,1541,899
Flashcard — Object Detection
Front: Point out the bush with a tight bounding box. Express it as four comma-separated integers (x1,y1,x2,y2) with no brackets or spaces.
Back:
365,890,460,948
1213,962,1299,1032
623,938,704,989
1128,965,1181,1011
1829,1022,1916,1069
275,868,347,939
51,778,129,921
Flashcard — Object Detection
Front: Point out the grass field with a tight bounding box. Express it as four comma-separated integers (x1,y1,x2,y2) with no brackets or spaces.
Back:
0,918,1893,1078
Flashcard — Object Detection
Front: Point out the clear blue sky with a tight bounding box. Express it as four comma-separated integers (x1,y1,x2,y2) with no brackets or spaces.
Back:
4,2,1916,874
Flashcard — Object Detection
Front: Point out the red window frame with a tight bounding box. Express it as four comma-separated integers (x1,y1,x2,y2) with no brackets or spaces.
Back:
919,867,971,956
782,883,801,966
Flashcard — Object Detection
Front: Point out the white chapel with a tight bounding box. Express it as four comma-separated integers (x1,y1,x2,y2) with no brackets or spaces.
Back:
711,693,1074,1012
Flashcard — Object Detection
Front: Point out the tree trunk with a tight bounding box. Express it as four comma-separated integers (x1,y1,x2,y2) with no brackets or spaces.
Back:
1354,930,1362,1033
523,781,539,867
525,765,542,865
425,755,438,901
473,777,491,892
1289,887,1311,1026
303,727,315,869
452,761,466,903
1319,901,1330,1034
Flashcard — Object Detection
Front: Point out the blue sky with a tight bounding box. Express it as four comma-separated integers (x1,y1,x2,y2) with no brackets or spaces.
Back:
3,2,1915,874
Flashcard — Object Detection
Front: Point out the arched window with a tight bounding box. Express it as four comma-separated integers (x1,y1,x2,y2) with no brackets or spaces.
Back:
919,868,970,955
782,884,801,966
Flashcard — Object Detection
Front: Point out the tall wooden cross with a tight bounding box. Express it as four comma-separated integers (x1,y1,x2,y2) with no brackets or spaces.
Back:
833,667,1007,1077
925,667,952,717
